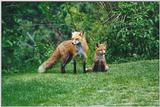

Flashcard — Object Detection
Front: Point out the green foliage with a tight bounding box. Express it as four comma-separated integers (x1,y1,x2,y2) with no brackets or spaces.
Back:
2,59,159,106
105,2,159,62
2,2,159,72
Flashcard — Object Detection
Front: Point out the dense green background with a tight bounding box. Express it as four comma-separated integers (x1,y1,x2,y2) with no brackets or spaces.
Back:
2,2,159,72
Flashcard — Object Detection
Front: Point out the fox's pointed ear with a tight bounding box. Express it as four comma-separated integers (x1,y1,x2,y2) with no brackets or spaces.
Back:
96,43,100,48
103,43,106,47
105,44,107,48
80,31,84,36
103,42,107,48
101,41,107,46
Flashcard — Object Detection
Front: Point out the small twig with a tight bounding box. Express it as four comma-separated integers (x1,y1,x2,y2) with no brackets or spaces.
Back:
3,4,18,8
102,14,116,24
26,32,36,46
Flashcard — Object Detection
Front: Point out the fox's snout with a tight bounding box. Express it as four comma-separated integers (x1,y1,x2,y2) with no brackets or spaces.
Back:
103,50,106,54
99,50,106,54
72,39,80,45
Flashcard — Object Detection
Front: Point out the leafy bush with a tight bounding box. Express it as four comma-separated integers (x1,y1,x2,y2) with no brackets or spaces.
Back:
105,2,159,63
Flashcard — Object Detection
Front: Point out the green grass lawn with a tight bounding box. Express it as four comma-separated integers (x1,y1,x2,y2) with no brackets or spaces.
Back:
2,59,159,106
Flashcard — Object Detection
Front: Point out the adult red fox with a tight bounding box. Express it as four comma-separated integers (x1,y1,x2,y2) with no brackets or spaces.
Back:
87,43,109,72
38,31,89,73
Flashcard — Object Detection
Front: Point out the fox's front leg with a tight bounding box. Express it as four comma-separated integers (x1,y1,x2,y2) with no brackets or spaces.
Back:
73,53,78,73
83,59,86,73
83,53,87,73
73,59,77,73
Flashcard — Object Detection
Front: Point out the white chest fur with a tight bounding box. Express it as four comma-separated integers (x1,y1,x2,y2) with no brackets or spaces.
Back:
76,44,85,58
96,54,105,61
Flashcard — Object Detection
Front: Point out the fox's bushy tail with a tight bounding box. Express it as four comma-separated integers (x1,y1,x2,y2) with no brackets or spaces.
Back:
38,48,61,73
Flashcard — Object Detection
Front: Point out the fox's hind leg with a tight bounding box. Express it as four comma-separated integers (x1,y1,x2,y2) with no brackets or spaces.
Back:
61,53,72,73
93,61,98,72
105,65,109,71
103,61,109,72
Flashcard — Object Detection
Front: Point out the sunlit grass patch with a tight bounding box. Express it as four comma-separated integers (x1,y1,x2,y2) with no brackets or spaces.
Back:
2,59,159,106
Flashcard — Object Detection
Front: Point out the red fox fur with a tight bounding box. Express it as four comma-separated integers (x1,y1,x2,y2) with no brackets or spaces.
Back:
87,43,109,72
38,31,88,73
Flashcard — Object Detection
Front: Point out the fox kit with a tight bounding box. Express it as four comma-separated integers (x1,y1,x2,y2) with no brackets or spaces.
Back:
87,43,109,72
38,31,88,73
